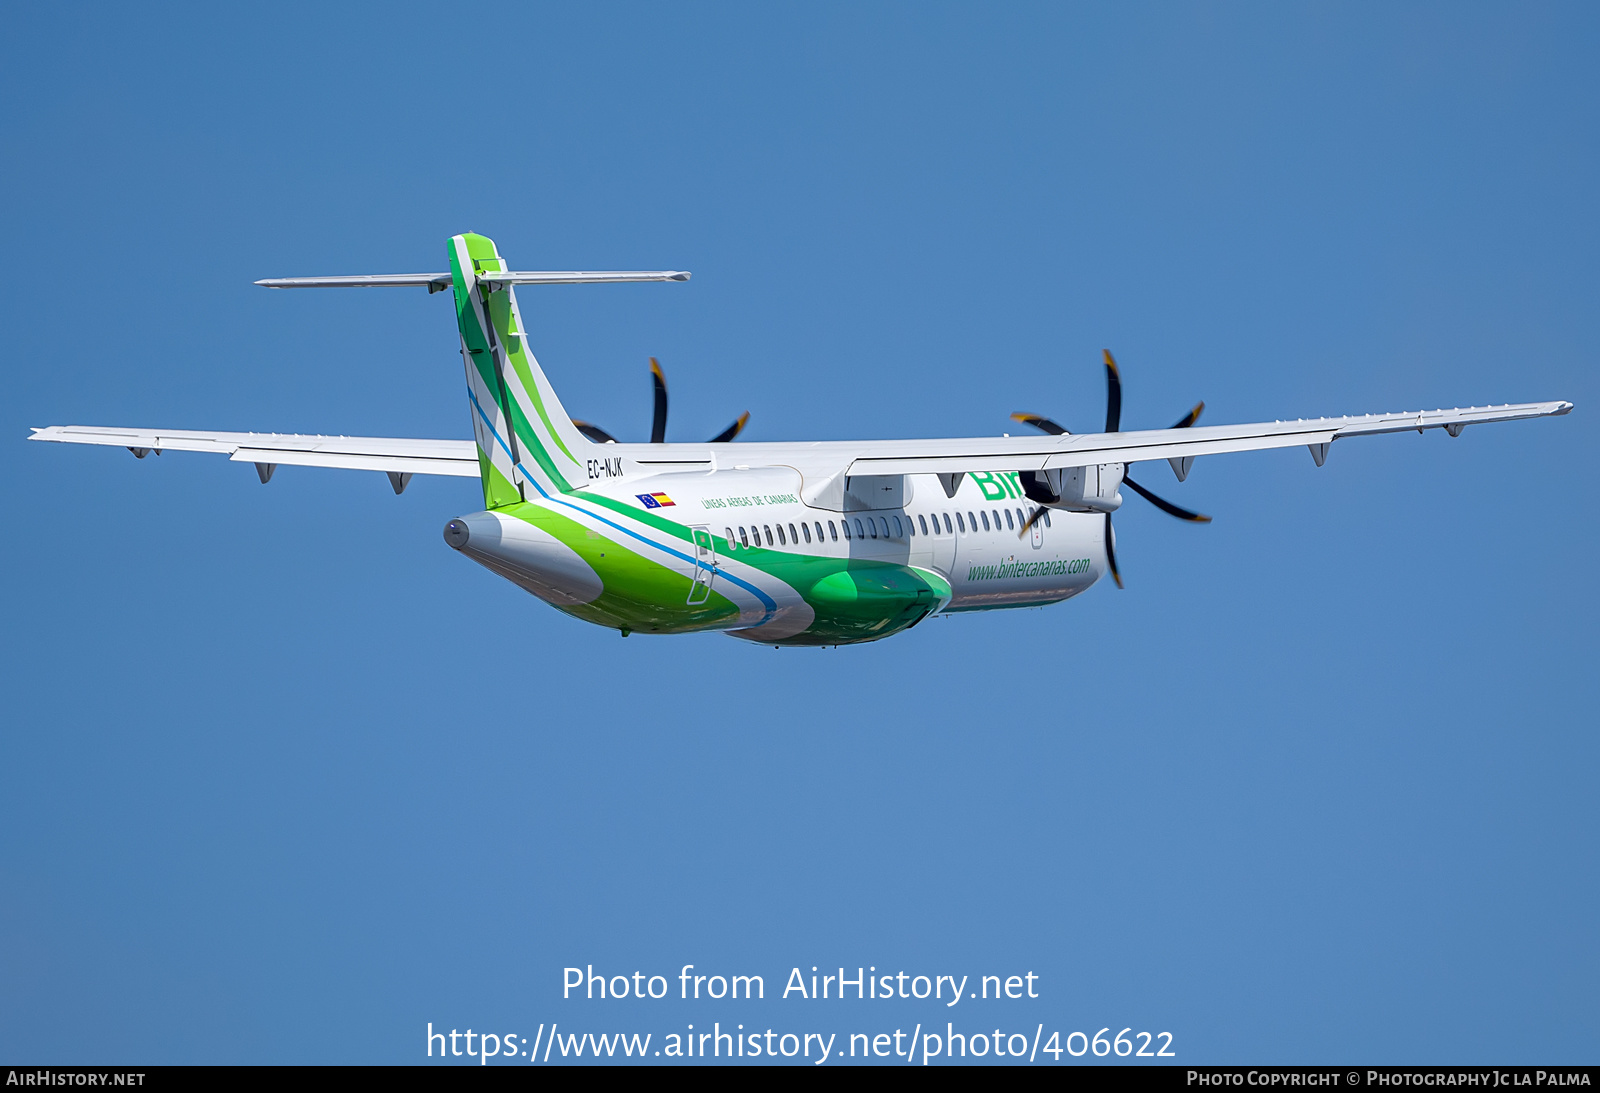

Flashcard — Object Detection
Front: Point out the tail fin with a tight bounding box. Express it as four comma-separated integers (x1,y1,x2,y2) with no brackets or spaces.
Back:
450,233,597,506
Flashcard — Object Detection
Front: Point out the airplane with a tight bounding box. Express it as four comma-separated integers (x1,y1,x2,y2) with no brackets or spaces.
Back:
30,232,1572,646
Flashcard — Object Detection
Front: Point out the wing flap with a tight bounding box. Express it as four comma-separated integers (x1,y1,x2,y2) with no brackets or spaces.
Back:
230,448,480,477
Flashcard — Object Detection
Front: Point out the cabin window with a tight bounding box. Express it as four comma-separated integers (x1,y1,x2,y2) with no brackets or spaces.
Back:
854,518,867,539
942,513,953,534
739,526,749,548
918,514,928,536
981,510,991,531
828,520,838,541
776,524,786,545
816,521,825,543
893,516,903,538
866,518,877,539
968,511,978,532
789,523,799,545
842,519,852,540
764,525,774,546
955,512,965,533
878,517,889,538
801,522,812,544
1043,511,1052,528
1015,507,1024,529
725,527,735,547
1004,509,1014,531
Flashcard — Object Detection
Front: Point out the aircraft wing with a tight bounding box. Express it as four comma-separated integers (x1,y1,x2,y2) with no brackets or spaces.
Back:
28,425,480,477
843,401,1573,476
28,400,1573,484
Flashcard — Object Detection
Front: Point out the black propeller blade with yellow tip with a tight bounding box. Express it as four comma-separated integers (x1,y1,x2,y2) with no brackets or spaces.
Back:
1014,350,1210,580
1009,412,1069,436
572,357,751,445
649,356,669,443
708,412,751,444
1104,513,1122,588
1120,474,1211,522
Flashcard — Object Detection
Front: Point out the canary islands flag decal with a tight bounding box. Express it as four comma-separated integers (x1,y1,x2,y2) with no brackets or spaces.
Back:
636,492,676,508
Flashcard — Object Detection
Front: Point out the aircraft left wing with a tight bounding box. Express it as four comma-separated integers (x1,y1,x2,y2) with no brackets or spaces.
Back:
28,426,480,478
843,401,1573,476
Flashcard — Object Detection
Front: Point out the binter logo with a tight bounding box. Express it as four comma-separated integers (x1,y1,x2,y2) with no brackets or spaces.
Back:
969,471,1026,501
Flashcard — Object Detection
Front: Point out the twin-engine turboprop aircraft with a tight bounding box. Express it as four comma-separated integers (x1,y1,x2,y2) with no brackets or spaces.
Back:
31,233,1571,646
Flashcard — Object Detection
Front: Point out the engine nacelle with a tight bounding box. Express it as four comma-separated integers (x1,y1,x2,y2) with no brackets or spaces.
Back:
1020,464,1124,514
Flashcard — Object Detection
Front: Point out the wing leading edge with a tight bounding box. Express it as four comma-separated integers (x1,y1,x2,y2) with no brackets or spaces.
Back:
842,401,1572,476
28,426,480,478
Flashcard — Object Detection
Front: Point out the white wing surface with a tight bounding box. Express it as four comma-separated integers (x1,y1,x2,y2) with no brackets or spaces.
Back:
840,401,1572,476
27,400,1571,486
28,426,479,477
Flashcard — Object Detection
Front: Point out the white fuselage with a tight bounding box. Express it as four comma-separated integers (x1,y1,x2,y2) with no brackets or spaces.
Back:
580,465,1110,614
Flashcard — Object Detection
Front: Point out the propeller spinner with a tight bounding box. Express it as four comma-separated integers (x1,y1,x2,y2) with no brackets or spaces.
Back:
573,357,750,445
1013,350,1210,586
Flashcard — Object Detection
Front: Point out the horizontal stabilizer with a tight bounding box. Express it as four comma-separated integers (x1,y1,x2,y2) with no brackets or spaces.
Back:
254,271,690,290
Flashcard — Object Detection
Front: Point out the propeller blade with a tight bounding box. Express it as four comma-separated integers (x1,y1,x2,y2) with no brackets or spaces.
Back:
708,412,750,444
1010,412,1070,436
1171,401,1204,429
1122,474,1212,522
572,420,619,444
1105,512,1123,588
1018,505,1049,538
649,357,668,443
1103,349,1122,433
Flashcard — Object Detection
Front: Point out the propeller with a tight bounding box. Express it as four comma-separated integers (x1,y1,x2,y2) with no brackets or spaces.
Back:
1014,350,1210,583
572,357,750,445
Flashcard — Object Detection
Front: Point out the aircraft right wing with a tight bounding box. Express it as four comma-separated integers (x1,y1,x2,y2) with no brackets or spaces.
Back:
842,401,1573,477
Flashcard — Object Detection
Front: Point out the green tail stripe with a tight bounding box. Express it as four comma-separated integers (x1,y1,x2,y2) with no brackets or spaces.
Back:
506,346,579,466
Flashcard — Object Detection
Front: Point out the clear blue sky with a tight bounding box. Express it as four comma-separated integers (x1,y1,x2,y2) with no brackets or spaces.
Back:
2,2,1594,1065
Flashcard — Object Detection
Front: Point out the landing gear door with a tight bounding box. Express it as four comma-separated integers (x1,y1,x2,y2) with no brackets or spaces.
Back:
688,525,716,605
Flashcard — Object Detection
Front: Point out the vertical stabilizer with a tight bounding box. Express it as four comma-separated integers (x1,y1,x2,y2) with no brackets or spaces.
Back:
450,233,594,506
